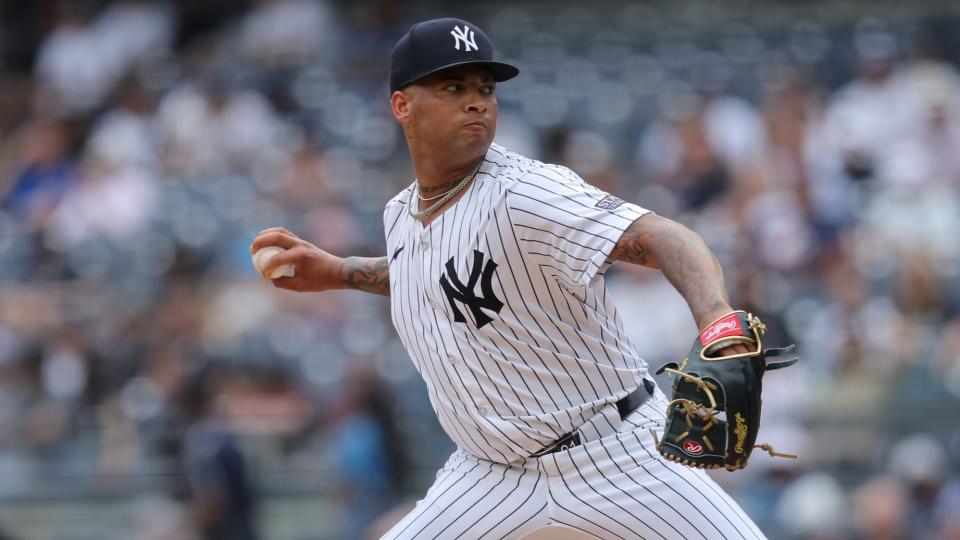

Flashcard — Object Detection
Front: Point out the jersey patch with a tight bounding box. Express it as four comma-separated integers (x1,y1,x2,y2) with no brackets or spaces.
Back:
595,195,625,210
439,250,503,328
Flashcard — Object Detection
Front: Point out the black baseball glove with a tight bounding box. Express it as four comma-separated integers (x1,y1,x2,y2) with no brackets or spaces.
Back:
654,311,798,470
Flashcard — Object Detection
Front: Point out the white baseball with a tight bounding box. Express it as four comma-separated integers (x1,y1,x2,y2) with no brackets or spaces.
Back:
252,246,296,279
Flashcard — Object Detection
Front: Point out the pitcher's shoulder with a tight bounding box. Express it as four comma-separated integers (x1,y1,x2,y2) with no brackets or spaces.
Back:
482,144,577,187
485,144,543,172
385,183,415,209
383,184,415,229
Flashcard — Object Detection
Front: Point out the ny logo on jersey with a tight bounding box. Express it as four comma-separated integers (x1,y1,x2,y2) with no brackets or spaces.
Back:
451,25,478,52
439,250,503,328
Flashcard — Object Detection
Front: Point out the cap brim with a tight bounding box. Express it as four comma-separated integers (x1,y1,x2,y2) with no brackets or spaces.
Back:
395,60,519,91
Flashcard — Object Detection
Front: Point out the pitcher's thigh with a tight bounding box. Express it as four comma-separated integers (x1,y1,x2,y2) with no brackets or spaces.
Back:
549,436,766,540
382,455,549,540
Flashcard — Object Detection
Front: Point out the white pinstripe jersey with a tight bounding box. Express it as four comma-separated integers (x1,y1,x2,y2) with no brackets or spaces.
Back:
384,144,652,464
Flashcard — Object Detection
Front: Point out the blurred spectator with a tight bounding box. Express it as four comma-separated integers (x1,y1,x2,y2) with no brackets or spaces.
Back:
801,249,903,378
888,435,949,539
94,0,174,72
775,472,847,540
882,64,960,191
817,19,903,188
157,78,288,177
330,367,408,539
20,342,73,461
45,145,157,246
606,264,697,364
636,88,766,212
743,68,820,270
547,127,622,194
236,0,334,68
87,78,161,170
34,3,121,115
120,344,189,463
1,118,77,231
935,477,960,540
851,476,909,540
941,317,960,398
179,364,260,540
274,139,336,207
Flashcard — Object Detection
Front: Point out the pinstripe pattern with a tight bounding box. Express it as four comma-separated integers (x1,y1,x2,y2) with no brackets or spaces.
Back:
381,391,765,539
382,144,764,538
385,144,651,462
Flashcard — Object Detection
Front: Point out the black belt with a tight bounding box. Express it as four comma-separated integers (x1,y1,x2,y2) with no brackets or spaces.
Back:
530,379,656,457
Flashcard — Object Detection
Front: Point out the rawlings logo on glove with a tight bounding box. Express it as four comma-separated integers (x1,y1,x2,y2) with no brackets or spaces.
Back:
700,313,742,344
653,311,799,471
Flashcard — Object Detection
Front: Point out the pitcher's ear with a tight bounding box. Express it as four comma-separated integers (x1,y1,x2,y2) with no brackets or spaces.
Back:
391,90,412,123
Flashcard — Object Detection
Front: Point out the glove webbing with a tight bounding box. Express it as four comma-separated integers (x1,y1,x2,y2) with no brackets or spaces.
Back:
654,368,798,469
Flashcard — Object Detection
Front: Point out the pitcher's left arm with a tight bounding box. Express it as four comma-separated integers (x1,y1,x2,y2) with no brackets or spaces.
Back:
609,213,742,342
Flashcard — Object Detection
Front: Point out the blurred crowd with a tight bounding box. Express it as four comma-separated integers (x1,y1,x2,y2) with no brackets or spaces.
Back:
1,0,960,539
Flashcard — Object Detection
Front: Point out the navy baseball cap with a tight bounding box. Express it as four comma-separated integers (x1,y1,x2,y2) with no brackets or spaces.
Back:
390,17,519,93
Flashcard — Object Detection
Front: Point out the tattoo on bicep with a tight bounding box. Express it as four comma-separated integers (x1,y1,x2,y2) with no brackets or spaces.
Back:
343,257,390,296
612,215,730,325
610,218,654,267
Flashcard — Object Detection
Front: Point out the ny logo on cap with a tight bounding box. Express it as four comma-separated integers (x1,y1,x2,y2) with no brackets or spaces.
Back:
451,25,478,52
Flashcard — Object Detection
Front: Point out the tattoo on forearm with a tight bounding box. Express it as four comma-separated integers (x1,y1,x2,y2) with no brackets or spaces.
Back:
611,216,730,329
342,256,390,296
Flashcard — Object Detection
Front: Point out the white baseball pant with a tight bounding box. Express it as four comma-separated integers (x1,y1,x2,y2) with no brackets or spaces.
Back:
381,389,766,540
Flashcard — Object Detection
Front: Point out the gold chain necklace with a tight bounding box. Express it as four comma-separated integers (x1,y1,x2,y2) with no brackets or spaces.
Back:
408,163,482,221
416,186,452,202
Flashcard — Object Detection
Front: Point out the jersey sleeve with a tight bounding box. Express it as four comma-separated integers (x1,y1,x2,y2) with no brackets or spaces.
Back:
506,166,651,287
383,186,412,244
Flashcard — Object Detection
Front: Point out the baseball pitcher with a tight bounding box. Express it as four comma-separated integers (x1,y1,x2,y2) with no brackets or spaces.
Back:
252,17,796,540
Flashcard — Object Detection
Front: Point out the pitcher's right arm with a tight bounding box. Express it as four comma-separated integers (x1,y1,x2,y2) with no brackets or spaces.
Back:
250,228,390,296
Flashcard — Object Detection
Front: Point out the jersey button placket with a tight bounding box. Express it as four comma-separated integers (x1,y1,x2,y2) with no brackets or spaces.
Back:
420,233,434,308
420,230,430,253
